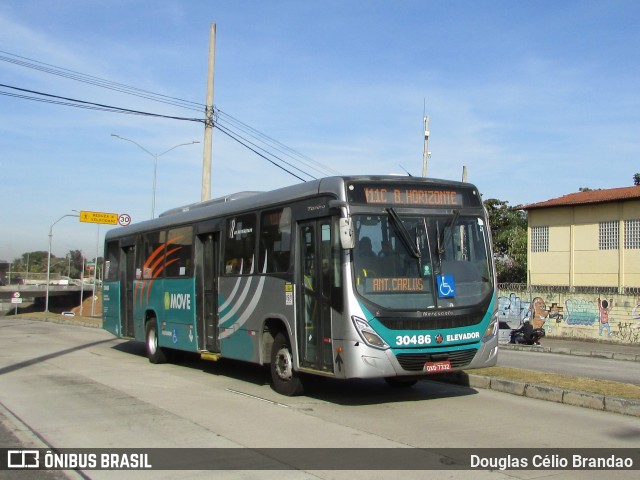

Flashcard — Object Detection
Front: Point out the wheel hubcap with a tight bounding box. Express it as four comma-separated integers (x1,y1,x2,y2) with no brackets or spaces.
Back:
275,347,293,381
148,330,157,354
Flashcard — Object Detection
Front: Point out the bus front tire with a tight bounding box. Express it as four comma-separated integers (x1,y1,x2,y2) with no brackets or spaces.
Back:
270,332,304,396
146,319,168,364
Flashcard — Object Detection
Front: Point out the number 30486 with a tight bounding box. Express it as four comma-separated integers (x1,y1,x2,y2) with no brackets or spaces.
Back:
395,334,431,346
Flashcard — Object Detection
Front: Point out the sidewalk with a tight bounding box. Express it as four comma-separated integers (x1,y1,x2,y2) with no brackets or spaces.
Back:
500,337,640,362
439,337,640,418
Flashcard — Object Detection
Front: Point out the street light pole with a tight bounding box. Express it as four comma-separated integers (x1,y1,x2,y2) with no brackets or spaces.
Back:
46,213,80,313
110,134,199,218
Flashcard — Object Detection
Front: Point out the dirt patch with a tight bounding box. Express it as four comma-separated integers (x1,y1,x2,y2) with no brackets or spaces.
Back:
70,294,102,317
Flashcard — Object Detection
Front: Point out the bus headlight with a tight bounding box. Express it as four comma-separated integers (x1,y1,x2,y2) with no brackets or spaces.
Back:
483,311,499,339
352,316,389,350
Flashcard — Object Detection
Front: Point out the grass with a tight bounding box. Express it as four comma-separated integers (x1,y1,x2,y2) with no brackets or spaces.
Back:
467,365,640,401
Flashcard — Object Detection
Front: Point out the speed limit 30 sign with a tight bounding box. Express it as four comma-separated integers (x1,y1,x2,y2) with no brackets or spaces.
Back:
118,214,131,226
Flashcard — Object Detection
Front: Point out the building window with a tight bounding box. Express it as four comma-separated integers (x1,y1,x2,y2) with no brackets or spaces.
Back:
625,219,640,249
599,221,619,250
531,226,549,253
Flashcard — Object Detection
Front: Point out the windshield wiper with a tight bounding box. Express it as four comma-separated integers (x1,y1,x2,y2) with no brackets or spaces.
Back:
438,210,460,257
386,208,422,272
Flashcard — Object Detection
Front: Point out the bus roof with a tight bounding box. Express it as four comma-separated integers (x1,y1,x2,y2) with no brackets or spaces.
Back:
105,175,481,241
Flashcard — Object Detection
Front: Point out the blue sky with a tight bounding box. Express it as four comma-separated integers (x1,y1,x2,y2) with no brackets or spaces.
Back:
1,0,639,262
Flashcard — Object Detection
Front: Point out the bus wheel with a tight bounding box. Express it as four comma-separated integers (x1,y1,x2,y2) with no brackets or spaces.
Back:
146,319,168,364
384,377,418,388
270,332,304,396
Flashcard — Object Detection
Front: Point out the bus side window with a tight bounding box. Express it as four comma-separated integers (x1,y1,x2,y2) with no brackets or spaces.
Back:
224,214,257,275
140,230,166,279
259,207,292,274
165,226,194,277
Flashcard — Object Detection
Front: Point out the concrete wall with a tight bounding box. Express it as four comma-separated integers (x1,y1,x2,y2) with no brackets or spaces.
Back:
498,285,640,344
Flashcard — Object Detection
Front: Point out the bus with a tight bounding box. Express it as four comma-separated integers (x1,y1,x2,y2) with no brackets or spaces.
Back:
102,176,498,395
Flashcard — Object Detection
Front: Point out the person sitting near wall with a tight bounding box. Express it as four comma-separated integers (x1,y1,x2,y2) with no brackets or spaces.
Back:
510,319,534,345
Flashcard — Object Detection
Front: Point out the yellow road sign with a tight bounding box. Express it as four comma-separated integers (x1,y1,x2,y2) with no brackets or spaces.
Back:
79,210,118,225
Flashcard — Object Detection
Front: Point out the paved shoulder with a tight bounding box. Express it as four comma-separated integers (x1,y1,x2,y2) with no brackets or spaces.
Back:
500,338,640,362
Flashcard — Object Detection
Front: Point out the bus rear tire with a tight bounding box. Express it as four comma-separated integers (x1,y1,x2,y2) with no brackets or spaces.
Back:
146,319,168,364
384,377,418,388
270,332,304,396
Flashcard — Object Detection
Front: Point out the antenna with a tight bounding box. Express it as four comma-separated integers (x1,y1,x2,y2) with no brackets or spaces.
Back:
422,99,430,177
398,165,413,177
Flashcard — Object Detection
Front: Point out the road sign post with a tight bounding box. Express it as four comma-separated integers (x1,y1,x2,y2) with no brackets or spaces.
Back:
11,292,22,315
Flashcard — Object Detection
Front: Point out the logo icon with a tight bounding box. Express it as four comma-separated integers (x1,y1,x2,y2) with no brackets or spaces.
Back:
8,450,39,469
436,274,456,298
436,334,444,344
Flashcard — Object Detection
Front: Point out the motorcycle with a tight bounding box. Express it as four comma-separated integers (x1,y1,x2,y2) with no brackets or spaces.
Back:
509,327,545,345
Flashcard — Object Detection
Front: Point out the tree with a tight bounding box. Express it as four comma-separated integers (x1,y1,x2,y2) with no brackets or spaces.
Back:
10,251,48,274
634,173,640,186
483,198,527,283
11,250,88,279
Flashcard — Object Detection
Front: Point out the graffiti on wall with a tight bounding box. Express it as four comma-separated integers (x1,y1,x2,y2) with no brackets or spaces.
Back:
498,290,640,344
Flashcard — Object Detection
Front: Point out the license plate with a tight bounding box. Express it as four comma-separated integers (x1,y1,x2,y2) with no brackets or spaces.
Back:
424,360,451,373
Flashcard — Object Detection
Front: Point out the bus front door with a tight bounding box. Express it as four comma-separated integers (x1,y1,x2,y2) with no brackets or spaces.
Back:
298,219,334,373
196,232,219,352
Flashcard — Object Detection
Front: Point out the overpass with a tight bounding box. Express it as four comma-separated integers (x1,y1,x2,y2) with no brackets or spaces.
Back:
0,284,96,314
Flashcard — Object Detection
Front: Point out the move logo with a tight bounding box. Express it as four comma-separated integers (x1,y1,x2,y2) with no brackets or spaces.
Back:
164,292,192,310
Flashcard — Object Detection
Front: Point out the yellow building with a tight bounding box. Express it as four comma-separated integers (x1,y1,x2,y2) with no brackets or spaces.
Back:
521,187,640,291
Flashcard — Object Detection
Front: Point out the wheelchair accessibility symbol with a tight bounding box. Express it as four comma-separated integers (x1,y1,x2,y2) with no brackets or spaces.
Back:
437,274,456,298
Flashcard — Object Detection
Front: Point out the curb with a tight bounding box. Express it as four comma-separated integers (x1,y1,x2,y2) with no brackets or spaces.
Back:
435,371,640,418
499,343,640,362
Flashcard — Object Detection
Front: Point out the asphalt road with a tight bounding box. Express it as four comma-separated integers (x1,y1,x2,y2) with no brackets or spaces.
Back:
1,318,640,479
497,349,640,385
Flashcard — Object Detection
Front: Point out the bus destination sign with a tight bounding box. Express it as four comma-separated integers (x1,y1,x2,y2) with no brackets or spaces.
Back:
348,183,466,207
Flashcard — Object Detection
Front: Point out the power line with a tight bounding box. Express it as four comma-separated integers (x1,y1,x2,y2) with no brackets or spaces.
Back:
0,82,312,181
0,49,341,178
0,50,204,112
214,119,316,180
0,83,204,122
216,109,342,177
215,123,307,182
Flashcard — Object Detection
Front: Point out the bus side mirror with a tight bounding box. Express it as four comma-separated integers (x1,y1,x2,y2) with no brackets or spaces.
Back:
339,218,355,249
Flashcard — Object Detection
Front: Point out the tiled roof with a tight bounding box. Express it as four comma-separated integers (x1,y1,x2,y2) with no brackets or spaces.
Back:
520,186,640,210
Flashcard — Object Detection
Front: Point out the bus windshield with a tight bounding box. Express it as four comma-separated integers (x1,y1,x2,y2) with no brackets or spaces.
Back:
352,212,492,310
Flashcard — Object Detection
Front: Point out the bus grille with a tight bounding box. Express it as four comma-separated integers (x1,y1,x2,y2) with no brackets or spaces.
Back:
395,349,478,372
378,314,484,330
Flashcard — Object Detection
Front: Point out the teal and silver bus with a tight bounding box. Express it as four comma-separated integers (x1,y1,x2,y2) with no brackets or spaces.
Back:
103,176,498,395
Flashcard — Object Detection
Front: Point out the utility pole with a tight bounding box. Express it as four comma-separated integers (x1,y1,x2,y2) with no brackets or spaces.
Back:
201,23,216,201
422,105,430,177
